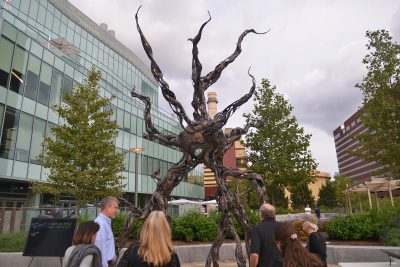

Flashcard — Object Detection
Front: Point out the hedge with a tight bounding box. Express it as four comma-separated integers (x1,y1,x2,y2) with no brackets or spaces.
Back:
326,204,400,245
0,232,28,252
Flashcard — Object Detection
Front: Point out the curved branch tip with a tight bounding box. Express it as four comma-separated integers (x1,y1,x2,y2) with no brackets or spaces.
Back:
207,11,211,20
135,5,142,19
254,29,271,35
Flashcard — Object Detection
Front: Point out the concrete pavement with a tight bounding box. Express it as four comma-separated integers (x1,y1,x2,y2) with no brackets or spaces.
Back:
182,261,340,267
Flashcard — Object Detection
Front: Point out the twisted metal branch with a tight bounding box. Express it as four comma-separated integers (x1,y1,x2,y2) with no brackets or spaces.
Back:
200,29,269,91
131,89,180,146
135,6,193,129
188,12,212,121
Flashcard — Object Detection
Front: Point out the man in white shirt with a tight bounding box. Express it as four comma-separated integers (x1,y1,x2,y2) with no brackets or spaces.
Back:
94,196,119,267
305,204,311,214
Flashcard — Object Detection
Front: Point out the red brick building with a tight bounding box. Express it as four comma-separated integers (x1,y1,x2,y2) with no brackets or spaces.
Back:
333,109,384,181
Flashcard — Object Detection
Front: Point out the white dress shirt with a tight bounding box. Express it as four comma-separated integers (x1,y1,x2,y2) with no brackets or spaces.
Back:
94,213,115,267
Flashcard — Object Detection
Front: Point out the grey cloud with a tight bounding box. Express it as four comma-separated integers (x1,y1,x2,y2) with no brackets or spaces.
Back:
285,41,366,135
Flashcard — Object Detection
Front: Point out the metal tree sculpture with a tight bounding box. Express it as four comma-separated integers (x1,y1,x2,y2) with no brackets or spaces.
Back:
119,7,268,267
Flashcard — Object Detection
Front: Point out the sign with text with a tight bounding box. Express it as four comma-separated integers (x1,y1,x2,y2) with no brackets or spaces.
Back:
23,218,77,257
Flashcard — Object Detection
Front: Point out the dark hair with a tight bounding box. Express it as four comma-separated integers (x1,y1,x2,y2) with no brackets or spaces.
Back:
274,222,323,267
73,221,100,245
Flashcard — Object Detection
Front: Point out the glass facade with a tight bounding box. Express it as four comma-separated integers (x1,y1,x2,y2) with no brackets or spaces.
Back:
0,0,204,202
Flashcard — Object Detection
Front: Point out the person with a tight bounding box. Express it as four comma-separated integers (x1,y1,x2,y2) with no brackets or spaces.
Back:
63,221,102,267
314,206,321,220
302,214,327,267
94,197,119,267
250,203,282,267
304,204,311,214
274,222,323,267
122,210,180,267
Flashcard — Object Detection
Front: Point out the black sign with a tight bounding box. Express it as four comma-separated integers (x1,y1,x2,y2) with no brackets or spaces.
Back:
23,218,77,257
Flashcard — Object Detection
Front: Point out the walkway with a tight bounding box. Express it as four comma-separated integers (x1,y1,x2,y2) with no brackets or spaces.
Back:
181,261,340,267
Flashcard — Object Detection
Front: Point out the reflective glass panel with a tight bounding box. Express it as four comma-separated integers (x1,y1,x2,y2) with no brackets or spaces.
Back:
0,106,20,159
61,75,72,103
15,112,33,162
0,37,14,88
28,0,38,20
30,117,46,164
24,55,41,100
0,104,4,134
37,63,52,105
19,0,30,14
49,69,62,106
16,32,31,50
10,46,28,94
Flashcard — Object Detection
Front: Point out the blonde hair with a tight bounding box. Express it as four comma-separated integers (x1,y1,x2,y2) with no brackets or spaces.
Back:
138,211,175,266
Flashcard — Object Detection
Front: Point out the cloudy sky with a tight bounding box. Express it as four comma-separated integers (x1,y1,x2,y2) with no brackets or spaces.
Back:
70,0,400,177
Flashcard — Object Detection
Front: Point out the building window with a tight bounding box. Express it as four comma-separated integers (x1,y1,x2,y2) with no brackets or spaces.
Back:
116,108,124,130
15,112,33,162
61,75,73,103
50,69,62,106
0,106,20,159
0,36,14,88
0,104,4,135
24,54,41,100
37,62,52,106
30,117,46,164
10,46,28,94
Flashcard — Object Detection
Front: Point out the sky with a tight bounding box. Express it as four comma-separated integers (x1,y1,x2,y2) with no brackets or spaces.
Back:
70,0,400,177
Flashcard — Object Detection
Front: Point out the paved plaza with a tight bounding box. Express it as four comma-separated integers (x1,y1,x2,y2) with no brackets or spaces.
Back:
181,261,340,267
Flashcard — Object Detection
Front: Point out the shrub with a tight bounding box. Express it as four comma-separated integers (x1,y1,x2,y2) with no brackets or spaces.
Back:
130,219,144,240
380,227,400,246
318,220,330,232
112,212,128,239
326,213,375,240
369,206,400,238
276,207,293,215
78,215,91,225
172,209,217,242
207,209,259,239
0,232,28,252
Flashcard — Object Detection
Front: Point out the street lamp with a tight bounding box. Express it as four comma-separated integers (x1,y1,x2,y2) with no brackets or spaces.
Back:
129,147,144,207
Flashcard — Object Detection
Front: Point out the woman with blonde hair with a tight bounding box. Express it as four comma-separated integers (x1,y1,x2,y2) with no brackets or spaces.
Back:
124,210,180,267
274,222,323,267
302,215,327,267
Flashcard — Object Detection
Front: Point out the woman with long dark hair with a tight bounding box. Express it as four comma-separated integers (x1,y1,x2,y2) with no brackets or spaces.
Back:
63,221,102,267
274,222,323,267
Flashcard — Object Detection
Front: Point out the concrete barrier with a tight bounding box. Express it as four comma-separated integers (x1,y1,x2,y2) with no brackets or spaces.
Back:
327,245,400,264
1,244,399,267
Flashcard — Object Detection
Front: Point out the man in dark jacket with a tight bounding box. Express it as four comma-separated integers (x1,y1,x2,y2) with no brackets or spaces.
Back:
250,203,282,267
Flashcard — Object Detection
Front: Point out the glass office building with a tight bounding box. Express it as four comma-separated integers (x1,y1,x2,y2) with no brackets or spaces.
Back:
0,0,204,210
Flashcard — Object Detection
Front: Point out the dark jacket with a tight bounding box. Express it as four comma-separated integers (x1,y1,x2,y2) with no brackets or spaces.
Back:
307,232,327,267
250,218,282,267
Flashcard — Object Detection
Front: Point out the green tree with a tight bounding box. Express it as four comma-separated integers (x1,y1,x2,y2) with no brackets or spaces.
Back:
33,68,125,207
331,174,353,207
318,181,337,208
355,30,400,178
229,178,260,210
290,182,314,210
243,79,318,207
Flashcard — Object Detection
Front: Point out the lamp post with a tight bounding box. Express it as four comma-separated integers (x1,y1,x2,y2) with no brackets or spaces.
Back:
129,147,144,207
